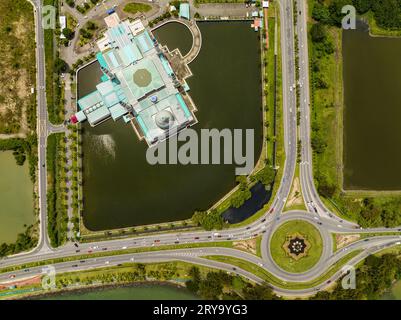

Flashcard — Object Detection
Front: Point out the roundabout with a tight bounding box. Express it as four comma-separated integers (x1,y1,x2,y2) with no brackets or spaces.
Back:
270,219,323,273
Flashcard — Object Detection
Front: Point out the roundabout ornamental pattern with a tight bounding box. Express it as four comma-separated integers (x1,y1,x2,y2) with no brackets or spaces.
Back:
133,68,152,87
284,233,310,260
270,220,323,274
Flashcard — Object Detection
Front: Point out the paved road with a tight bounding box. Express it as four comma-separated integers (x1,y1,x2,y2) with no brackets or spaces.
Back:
31,0,54,254
3,0,401,298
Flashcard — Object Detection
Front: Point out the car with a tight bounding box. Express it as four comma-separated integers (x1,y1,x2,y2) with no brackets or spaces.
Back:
261,218,266,222
75,250,80,253
74,243,79,248
194,237,199,240
105,261,110,264
24,269,30,272
258,262,263,267
174,241,179,244
102,248,107,251
327,280,332,284
122,246,127,249
269,208,274,214
130,257,135,261
71,264,78,267
117,264,122,267
337,225,342,228
317,222,322,225
232,267,237,271
207,236,212,238
80,260,85,263
154,240,160,243
364,239,370,242
253,234,258,237
88,250,92,253
227,238,232,240
246,226,251,230
9,275,15,279
314,216,319,220
213,233,220,237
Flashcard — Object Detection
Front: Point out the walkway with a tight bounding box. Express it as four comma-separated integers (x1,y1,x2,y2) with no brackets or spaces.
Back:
152,18,202,64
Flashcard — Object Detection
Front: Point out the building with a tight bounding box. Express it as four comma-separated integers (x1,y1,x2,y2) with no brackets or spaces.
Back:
72,13,198,147
59,16,67,39
179,3,190,20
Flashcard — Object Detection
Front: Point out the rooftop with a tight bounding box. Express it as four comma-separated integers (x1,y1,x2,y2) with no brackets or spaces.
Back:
74,14,197,147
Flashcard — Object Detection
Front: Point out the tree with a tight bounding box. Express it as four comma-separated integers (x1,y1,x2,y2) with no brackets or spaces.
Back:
310,23,326,43
62,27,74,40
54,57,68,74
191,210,224,230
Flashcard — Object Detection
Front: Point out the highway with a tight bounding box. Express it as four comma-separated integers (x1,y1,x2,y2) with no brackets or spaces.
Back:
2,0,401,298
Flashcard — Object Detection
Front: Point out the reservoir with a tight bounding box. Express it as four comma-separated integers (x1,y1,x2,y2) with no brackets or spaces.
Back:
0,151,34,243
343,21,401,190
80,21,263,230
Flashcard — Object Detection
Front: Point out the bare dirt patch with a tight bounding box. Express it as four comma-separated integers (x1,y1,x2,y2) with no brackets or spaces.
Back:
285,177,304,209
233,238,257,255
336,234,360,250
0,0,36,134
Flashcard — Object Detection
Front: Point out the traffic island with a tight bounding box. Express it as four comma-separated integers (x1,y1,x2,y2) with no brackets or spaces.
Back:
270,220,323,273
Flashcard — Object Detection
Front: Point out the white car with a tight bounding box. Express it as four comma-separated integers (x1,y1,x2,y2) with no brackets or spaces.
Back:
122,246,127,249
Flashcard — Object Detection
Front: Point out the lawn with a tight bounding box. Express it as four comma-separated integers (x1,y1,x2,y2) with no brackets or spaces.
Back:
270,220,323,273
0,0,36,134
123,2,152,15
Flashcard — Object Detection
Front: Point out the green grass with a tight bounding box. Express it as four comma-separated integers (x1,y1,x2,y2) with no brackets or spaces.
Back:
43,0,63,125
0,0,36,134
46,133,68,247
123,2,152,14
363,11,401,37
270,220,323,273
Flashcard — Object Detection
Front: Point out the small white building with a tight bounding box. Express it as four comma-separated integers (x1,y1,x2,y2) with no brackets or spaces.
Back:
59,16,67,39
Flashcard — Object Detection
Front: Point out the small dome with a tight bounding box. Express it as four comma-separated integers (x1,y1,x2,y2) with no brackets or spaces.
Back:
155,110,174,130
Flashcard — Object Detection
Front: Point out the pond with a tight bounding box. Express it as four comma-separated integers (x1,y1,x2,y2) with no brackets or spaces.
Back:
343,21,401,190
79,21,263,230
0,151,34,243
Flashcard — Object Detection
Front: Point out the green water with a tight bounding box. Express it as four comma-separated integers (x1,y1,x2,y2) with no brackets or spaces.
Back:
80,22,263,230
0,151,34,243
380,280,401,300
42,284,198,300
343,21,401,190
153,22,193,56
